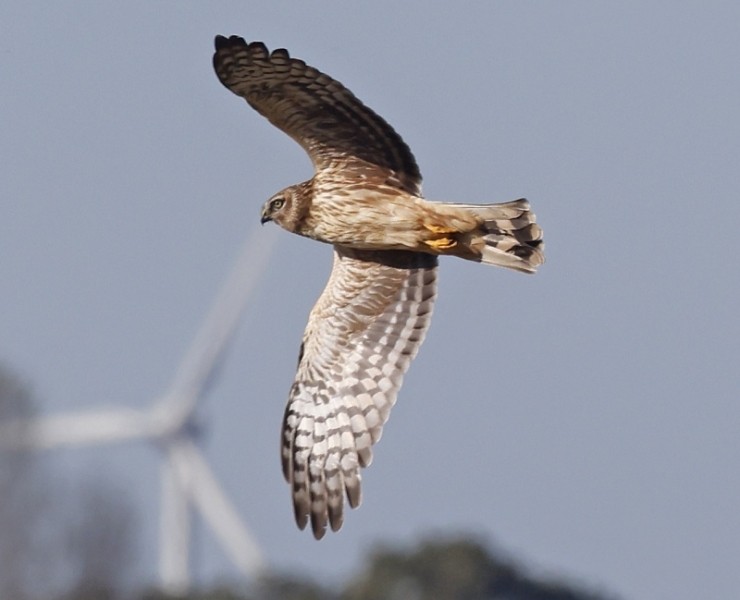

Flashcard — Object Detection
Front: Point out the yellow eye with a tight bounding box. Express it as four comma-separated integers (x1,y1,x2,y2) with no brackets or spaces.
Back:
270,197,285,211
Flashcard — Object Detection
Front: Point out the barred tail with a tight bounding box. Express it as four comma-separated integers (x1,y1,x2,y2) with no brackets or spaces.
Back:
451,199,545,273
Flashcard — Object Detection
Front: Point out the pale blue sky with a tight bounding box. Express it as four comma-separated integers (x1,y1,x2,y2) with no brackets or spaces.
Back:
2,2,739,598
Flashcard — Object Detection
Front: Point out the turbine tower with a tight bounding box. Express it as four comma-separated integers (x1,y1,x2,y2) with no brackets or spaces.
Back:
0,226,278,595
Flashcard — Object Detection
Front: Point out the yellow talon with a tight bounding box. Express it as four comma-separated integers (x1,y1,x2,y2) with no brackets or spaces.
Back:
424,237,457,250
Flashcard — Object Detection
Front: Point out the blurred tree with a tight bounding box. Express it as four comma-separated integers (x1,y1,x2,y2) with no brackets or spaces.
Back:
59,477,139,600
140,586,246,600
140,575,332,600
0,363,51,600
0,361,140,600
341,536,610,600
254,573,333,600
137,536,613,600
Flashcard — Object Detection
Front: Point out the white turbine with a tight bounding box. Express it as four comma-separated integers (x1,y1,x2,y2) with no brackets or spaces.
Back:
0,226,278,595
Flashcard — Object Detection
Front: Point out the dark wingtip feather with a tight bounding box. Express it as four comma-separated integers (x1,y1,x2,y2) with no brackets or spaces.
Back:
294,502,309,531
310,513,327,540
214,34,246,50
328,504,344,532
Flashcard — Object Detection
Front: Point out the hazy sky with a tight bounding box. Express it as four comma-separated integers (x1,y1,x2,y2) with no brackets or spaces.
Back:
2,3,739,598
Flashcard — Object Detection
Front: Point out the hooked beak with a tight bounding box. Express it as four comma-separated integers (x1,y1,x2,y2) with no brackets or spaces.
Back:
260,206,272,225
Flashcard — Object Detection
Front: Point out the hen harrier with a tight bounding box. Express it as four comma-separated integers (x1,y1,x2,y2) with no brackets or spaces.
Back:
213,35,544,539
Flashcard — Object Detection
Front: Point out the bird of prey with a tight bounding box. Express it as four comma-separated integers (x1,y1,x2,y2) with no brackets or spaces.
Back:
213,35,544,539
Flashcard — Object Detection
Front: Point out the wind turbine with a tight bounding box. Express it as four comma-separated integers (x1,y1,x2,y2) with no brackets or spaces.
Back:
0,226,278,595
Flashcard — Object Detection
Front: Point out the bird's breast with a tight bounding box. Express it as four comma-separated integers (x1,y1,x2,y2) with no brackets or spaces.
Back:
299,189,427,250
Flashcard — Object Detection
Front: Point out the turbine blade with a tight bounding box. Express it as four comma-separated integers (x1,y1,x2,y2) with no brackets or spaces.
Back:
159,447,191,596
169,437,265,578
157,226,278,427
0,408,154,450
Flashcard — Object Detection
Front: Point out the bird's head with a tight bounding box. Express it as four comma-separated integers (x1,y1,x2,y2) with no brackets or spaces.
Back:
260,183,308,232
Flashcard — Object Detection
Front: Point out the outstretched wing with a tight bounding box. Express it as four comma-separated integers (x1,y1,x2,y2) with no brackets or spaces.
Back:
281,248,437,539
213,35,422,195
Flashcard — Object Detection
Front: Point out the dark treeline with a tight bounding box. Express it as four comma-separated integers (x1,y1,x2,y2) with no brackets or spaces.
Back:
143,537,615,600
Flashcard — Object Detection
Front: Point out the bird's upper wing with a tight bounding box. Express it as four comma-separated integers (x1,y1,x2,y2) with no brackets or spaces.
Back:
281,247,437,538
213,35,422,196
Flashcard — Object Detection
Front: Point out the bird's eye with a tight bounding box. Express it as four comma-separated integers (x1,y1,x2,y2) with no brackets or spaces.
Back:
270,197,285,211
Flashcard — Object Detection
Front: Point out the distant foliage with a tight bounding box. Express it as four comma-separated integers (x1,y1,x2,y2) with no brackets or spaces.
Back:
0,364,49,600
58,478,139,600
0,362,139,600
139,536,613,600
341,536,609,600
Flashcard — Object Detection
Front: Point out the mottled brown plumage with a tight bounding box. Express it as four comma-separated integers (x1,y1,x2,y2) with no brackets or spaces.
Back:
213,35,544,539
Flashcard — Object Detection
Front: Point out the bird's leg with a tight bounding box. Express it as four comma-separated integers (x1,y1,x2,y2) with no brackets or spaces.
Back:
422,223,458,250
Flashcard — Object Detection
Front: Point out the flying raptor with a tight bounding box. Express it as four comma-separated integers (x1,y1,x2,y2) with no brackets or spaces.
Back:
213,35,544,539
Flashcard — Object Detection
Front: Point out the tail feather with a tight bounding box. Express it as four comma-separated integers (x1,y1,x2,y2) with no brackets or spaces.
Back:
445,198,544,273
